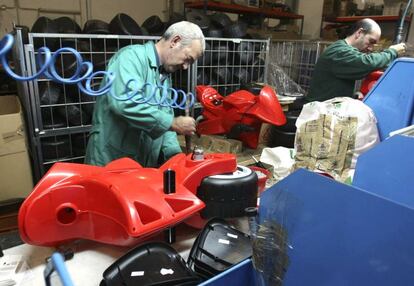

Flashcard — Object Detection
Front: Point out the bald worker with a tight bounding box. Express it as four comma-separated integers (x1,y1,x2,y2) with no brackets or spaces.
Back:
306,18,406,102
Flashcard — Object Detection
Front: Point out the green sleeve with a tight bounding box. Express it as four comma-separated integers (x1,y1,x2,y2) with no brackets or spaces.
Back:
160,131,182,160
106,48,173,139
330,48,398,80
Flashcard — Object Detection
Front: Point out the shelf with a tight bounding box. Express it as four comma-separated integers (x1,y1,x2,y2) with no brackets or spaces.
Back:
324,15,411,23
184,1,304,20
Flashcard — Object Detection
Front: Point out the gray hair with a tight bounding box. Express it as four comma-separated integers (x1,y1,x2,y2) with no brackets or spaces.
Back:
162,21,205,51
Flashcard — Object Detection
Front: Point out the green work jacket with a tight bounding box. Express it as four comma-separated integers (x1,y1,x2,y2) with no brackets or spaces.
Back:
85,42,182,167
307,39,398,102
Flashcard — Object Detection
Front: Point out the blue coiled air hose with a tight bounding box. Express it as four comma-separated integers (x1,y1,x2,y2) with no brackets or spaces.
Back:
0,33,194,110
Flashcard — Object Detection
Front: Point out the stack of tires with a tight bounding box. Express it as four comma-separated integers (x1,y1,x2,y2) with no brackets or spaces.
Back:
268,109,301,148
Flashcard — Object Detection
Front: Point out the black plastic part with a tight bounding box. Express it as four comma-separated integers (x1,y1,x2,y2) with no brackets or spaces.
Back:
244,206,258,217
142,15,164,35
164,227,176,244
186,10,210,32
240,82,262,95
197,69,210,85
209,13,232,29
83,19,110,34
41,108,66,130
54,17,81,34
206,28,223,38
197,166,258,219
233,67,250,86
163,169,176,194
236,41,254,64
109,13,143,35
268,127,296,148
210,42,228,64
57,96,91,126
39,82,61,105
188,218,252,279
31,16,59,50
223,22,247,38
212,67,231,85
277,109,301,132
64,84,95,116
101,242,201,286
41,136,71,161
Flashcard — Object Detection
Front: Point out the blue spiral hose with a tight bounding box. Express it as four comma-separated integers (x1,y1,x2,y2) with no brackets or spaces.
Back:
0,33,194,110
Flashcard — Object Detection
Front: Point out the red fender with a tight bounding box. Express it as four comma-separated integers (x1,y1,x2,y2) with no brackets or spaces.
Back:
360,70,384,97
18,153,237,247
196,85,286,149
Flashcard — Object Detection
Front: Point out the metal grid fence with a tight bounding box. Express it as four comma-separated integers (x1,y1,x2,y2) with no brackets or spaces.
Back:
16,32,269,181
196,38,269,97
269,40,332,91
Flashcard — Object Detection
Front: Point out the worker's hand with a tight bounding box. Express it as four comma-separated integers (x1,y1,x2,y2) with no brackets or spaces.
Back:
171,116,196,135
390,43,406,56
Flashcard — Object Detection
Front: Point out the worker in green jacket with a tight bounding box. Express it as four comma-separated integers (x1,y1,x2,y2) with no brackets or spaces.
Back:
306,18,406,102
85,21,205,167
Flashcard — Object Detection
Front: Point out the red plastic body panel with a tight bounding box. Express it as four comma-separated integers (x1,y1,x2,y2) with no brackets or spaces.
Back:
360,70,383,96
196,85,286,149
18,153,237,247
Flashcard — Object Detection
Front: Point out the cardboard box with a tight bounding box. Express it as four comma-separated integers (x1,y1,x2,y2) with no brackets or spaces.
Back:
0,95,33,201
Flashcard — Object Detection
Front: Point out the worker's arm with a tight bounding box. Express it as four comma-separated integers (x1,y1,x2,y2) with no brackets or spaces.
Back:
330,47,398,80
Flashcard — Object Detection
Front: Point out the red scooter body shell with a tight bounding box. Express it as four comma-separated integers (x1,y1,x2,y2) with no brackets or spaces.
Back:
196,85,286,149
360,70,384,96
18,153,237,247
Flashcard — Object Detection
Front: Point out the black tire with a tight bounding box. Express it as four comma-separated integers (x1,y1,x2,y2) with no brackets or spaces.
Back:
268,127,296,148
57,96,91,126
56,41,91,76
109,13,142,35
167,13,185,26
197,166,258,219
233,67,250,86
240,82,262,95
223,21,247,38
64,85,95,116
83,19,110,34
54,16,81,34
251,58,265,82
213,67,231,85
42,115,66,130
39,82,61,105
210,43,228,64
41,136,71,161
218,85,236,97
197,42,211,66
31,17,59,50
206,28,222,38
197,69,210,85
142,15,164,35
209,13,232,29
186,10,210,33
72,132,88,157
277,109,301,132
236,41,254,64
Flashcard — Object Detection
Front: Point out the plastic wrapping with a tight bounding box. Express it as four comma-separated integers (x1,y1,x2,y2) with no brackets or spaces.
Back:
251,220,289,286
267,62,305,97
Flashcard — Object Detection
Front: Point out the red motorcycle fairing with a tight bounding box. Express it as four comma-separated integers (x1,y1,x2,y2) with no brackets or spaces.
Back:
18,153,237,247
196,85,286,149
360,70,383,97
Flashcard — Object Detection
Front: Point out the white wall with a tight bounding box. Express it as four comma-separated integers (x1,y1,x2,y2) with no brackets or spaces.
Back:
297,0,324,39
0,0,169,36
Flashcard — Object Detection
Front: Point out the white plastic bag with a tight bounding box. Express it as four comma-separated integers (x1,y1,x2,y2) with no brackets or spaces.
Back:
260,146,295,182
293,97,379,182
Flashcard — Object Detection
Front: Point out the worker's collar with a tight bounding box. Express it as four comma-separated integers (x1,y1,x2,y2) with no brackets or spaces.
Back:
150,41,169,75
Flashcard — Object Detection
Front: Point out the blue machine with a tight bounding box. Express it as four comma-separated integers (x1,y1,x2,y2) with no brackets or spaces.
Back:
364,57,414,141
203,135,414,285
